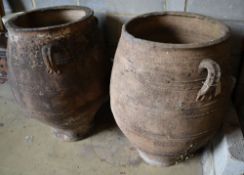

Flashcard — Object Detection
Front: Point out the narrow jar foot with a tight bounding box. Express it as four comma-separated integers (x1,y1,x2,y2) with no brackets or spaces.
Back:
53,126,92,142
137,149,176,167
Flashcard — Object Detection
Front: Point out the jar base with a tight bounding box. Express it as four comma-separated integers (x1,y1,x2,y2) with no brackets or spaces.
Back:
137,149,176,167
53,126,92,142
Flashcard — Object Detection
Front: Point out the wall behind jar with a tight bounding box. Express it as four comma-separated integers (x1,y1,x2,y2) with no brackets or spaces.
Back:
2,0,244,70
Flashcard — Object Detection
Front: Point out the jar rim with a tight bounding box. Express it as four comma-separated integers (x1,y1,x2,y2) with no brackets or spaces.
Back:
123,12,231,49
5,6,93,33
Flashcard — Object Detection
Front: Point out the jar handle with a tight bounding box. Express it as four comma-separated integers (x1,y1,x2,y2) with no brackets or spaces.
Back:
196,59,221,102
41,44,60,74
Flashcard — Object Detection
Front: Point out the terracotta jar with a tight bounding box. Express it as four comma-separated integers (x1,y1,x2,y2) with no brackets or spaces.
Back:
0,33,7,84
6,6,109,141
110,12,232,166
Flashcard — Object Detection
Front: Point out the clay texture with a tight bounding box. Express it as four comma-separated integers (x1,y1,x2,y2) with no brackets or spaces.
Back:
6,6,109,141
110,12,232,166
0,33,7,84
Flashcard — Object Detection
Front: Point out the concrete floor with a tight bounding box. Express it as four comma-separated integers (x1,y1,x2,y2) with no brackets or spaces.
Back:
0,83,202,175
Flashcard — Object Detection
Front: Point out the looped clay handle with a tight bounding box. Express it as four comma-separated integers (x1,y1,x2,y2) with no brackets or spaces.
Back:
196,59,221,102
41,44,61,75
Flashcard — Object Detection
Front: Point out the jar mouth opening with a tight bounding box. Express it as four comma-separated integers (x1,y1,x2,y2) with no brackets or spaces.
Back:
5,6,93,32
124,12,230,48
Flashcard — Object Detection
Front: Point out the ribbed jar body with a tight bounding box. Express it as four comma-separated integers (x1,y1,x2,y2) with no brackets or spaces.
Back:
110,12,232,166
6,6,109,141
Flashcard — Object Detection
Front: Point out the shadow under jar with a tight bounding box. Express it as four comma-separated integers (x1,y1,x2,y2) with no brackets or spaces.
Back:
6,6,109,141
110,12,233,166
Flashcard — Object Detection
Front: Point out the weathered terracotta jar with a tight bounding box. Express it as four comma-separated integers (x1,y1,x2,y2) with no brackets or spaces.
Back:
110,12,232,166
6,6,109,141
0,33,7,84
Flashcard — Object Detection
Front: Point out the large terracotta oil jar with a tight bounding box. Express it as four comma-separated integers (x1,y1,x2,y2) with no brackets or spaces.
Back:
110,12,232,166
6,6,109,141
